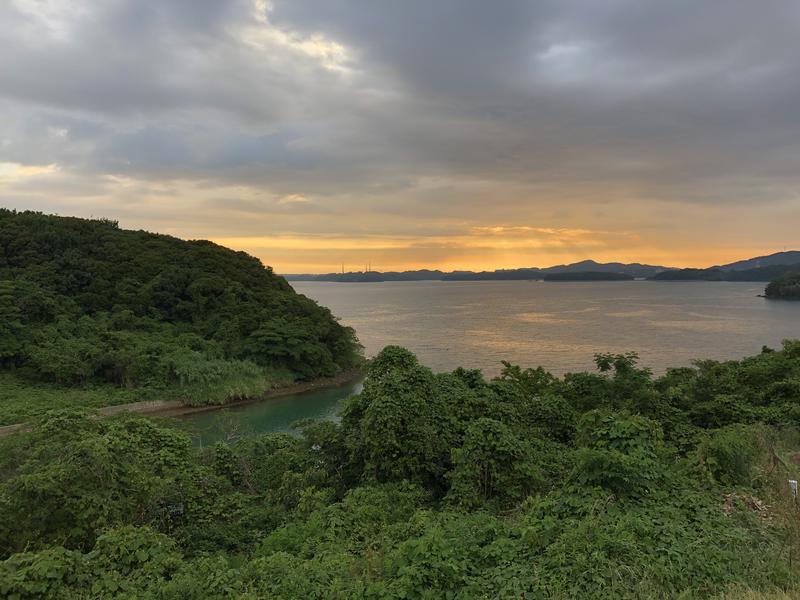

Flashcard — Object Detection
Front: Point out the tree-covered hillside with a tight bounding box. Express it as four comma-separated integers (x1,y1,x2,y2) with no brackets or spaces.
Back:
0,210,360,412
651,263,800,281
2,343,800,597
766,272,800,300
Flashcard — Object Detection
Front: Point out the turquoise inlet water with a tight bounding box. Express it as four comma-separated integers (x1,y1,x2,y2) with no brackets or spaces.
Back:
180,280,800,442
180,379,363,446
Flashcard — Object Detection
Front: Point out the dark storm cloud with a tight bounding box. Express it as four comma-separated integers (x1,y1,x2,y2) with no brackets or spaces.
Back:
268,0,800,206
273,0,557,93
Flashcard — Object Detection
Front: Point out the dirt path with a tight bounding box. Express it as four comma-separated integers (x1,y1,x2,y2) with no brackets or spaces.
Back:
0,368,364,438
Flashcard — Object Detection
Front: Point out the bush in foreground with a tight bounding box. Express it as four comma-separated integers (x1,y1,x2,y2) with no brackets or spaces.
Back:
3,342,800,597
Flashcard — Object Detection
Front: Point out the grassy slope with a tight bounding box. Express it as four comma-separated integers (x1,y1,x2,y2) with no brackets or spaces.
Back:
0,373,144,426
0,364,301,426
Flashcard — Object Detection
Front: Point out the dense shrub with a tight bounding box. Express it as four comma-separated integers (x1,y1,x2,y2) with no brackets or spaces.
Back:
2,342,800,597
447,418,543,508
698,424,763,485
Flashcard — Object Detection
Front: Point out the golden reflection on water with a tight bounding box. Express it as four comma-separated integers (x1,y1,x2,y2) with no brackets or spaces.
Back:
516,312,577,324
293,280,800,376
606,309,654,318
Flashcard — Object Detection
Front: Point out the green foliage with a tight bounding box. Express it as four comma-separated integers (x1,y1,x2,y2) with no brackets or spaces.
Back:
0,281,23,365
341,346,453,490
0,209,361,414
765,272,800,300
698,424,763,485
2,342,800,597
521,485,788,598
163,349,280,406
576,409,664,454
0,372,147,426
572,411,666,497
690,393,757,428
447,418,543,509
518,391,577,443
0,411,195,554
497,360,559,396
86,526,182,596
0,546,87,600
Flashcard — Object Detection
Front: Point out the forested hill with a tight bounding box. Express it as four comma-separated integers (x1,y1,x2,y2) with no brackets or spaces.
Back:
650,263,800,281
0,210,360,406
765,272,800,300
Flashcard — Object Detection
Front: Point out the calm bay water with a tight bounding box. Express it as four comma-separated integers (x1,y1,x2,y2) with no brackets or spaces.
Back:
182,281,800,443
295,280,800,375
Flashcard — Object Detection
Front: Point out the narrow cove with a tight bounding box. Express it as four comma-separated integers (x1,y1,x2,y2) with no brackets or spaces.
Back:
177,378,363,446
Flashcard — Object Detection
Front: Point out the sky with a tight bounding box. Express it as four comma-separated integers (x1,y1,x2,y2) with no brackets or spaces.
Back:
1,0,799,273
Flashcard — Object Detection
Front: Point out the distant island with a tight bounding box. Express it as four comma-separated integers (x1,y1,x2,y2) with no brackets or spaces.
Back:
284,251,800,283
543,271,634,281
765,272,800,300
650,259,800,282
285,259,670,282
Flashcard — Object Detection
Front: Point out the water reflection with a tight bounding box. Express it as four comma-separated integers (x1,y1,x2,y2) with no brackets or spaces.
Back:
293,280,800,376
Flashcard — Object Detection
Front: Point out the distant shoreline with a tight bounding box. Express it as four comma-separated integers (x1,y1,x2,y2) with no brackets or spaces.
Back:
291,278,774,284
283,251,799,283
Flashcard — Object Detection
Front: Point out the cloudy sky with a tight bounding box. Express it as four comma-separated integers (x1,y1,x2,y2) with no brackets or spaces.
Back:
1,0,799,272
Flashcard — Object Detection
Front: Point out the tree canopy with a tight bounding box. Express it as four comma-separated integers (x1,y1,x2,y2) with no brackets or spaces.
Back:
0,210,361,410
766,272,800,300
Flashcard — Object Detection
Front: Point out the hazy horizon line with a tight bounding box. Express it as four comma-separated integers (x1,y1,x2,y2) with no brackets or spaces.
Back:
276,249,799,276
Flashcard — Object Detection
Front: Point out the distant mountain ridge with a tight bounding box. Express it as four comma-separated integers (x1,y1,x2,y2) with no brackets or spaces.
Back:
543,271,635,282
284,251,799,283
651,251,800,282
716,251,800,271
284,259,672,282
540,259,669,278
